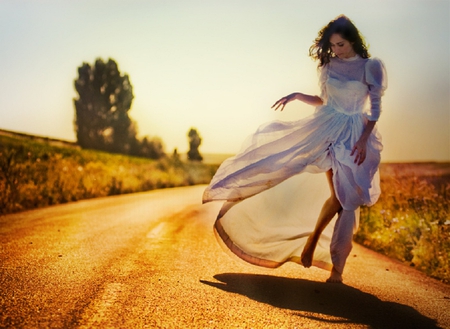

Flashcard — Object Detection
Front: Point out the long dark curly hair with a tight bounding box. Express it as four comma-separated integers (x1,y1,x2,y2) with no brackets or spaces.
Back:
309,15,370,67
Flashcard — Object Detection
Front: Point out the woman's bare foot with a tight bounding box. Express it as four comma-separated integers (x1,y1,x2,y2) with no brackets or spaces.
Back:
326,267,343,283
301,237,316,268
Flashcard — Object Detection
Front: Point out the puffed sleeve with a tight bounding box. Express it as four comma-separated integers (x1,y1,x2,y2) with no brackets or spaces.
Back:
365,58,387,121
318,64,329,103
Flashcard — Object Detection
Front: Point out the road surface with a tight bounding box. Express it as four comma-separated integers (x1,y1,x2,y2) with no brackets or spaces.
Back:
1,185,449,328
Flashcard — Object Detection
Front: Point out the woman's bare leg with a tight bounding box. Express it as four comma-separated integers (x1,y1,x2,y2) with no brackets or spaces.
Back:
301,170,342,268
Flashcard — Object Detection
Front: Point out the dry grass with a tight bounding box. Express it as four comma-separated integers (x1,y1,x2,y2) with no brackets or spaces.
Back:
0,135,217,215
356,162,450,283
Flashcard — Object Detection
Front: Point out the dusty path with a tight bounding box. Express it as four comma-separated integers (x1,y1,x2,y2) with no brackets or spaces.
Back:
1,185,449,328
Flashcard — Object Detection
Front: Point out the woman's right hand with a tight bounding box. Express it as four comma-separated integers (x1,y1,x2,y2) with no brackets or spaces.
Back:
271,93,298,111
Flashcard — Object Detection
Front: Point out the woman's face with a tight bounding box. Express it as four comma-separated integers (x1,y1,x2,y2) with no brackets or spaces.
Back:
329,33,356,59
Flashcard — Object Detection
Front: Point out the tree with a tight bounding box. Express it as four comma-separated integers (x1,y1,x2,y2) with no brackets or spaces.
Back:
187,128,203,161
74,58,136,154
135,136,165,159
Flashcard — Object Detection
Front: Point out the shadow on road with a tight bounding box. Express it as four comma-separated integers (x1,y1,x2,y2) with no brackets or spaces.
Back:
200,273,440,329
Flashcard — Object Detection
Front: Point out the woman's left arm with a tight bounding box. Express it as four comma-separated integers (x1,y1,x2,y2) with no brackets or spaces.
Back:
352,59,387,165
351,120,376,165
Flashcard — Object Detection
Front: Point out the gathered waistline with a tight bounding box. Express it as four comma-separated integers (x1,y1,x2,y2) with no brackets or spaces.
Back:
321,104,363,116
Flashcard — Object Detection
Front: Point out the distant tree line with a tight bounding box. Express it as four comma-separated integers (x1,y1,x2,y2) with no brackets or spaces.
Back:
73,58,202,161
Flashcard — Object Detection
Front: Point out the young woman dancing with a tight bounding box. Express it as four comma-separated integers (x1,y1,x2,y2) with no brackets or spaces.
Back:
203,15,387,283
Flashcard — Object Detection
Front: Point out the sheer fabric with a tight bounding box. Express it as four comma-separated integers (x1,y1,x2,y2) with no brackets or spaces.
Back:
203,55,387,272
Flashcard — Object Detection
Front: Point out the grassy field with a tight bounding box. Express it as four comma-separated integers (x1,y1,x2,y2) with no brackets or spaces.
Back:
1,131,448,282
0,133,218,215
356,162,450,283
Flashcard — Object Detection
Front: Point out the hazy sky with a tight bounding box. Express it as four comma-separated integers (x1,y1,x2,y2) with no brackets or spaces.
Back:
0,0,449,162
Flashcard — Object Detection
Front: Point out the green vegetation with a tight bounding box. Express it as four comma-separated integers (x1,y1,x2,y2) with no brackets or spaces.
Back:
356,163,450,283
0,134,217,215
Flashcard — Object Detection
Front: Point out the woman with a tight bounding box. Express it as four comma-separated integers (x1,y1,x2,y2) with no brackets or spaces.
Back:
203,15,387,283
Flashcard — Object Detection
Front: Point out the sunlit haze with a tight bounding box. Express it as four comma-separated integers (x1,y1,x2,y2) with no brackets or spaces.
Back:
0,0,449,162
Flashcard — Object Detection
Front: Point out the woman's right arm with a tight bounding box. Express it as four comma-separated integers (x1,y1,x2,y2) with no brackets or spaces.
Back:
272,92,323,111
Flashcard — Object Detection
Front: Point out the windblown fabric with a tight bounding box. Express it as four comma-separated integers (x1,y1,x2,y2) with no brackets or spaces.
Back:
204,55,387,272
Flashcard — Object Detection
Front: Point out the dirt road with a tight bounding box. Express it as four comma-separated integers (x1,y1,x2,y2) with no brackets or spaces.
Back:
1,185,449,328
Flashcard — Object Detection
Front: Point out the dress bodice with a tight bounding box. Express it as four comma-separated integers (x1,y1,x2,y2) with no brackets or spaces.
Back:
319,56,387,121
326,77,368,115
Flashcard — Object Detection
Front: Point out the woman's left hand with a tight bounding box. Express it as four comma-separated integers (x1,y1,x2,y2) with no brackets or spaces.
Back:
272,93,298,111
351,138,368,165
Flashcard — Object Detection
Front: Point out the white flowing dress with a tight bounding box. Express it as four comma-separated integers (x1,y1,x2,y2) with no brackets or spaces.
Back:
203,55,387,274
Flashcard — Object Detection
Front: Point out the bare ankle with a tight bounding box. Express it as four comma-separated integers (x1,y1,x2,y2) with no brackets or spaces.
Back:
326,267,343,283
301,238,317,268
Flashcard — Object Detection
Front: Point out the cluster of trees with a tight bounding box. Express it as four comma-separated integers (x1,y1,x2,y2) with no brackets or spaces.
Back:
73,58,202,161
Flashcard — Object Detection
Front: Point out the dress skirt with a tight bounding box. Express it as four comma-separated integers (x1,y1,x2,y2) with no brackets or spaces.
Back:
214,173,339,270
203,104,382,272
